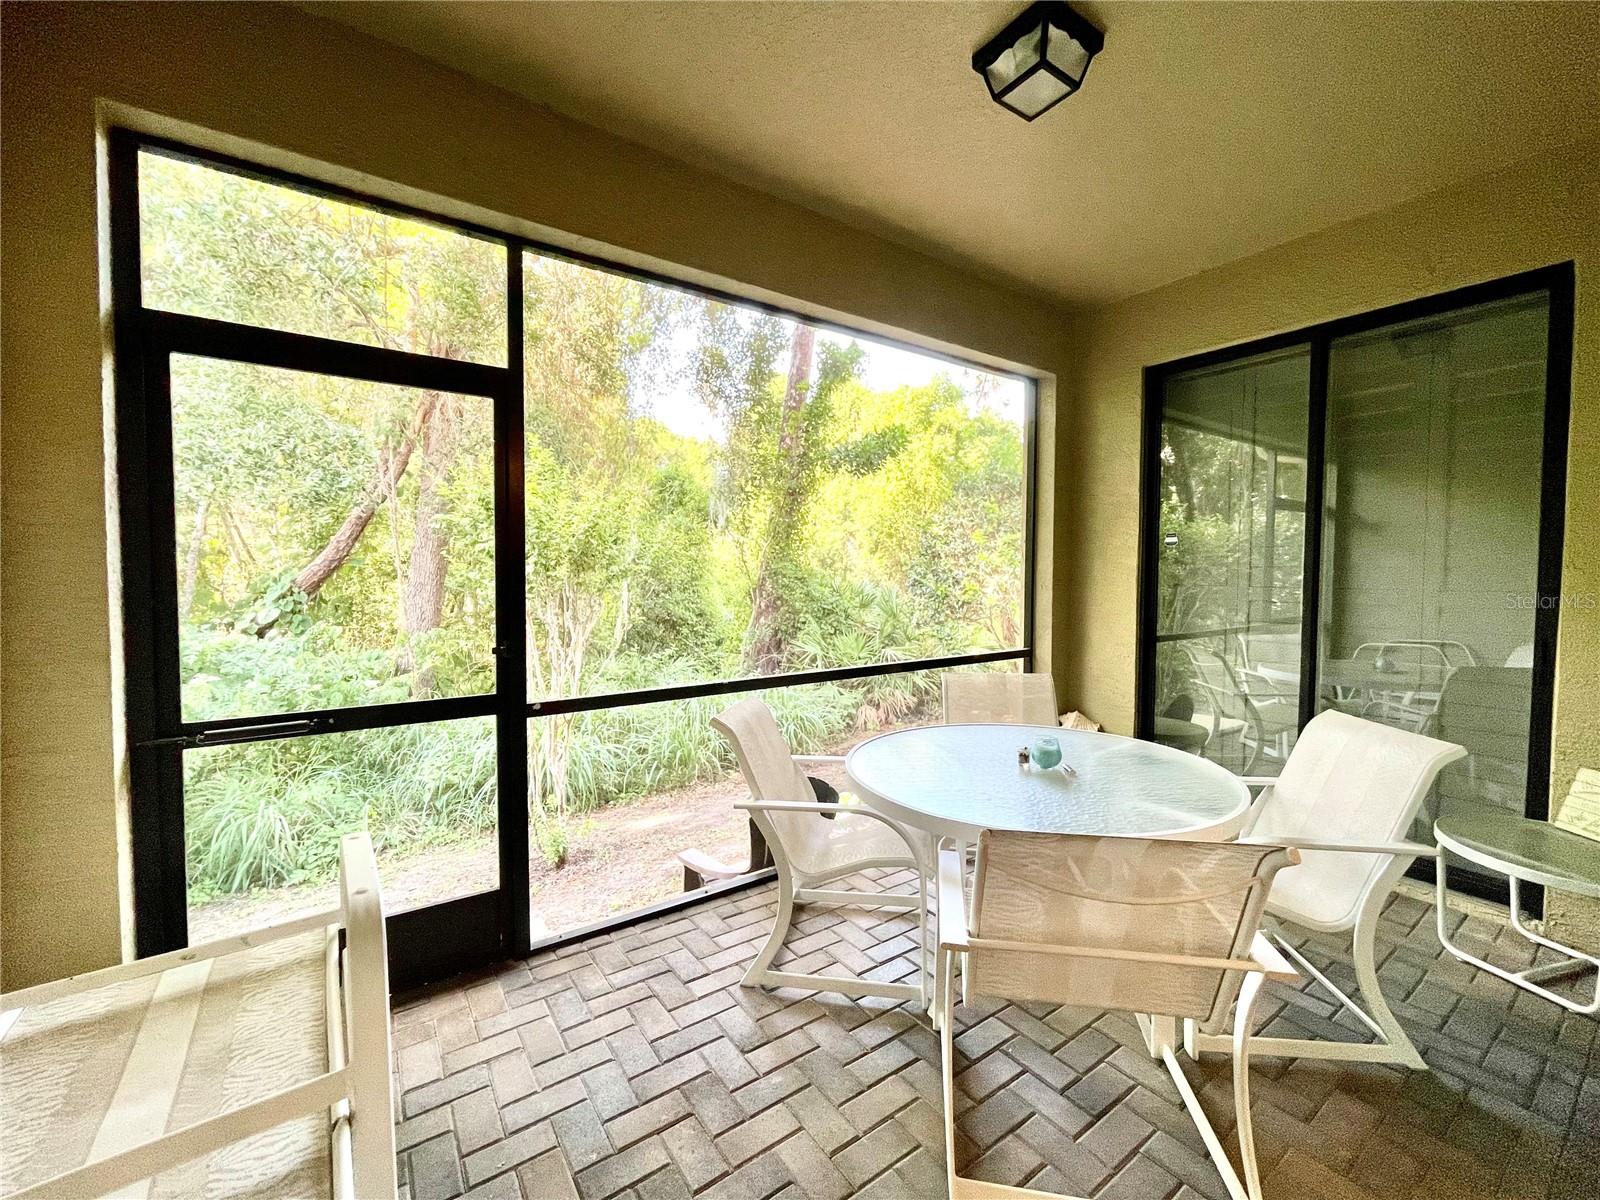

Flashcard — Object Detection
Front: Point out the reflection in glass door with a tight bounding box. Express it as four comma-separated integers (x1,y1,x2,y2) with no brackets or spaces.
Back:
1148,348,1311,777
1319,294,1554,886
1139,268,1572,908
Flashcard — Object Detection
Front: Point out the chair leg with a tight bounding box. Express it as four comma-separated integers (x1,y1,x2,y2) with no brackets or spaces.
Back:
954,839,972,1006
743,872,795,987
1351,892,1425,1068
939,953,958,1198
917,868,930,1012
744,868,926,1003
1232,971,1267,1200
1189,898,1425,1068
1162,1041,1254,1200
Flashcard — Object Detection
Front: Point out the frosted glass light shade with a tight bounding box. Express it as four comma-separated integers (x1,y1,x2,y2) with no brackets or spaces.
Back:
972,2,1104,122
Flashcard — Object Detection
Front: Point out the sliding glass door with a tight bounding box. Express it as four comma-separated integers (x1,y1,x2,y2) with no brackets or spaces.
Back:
1320,294,1557,887
1147,348,1312,777
1139,268,1572,905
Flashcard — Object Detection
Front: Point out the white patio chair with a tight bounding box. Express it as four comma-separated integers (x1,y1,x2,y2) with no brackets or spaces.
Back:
1184,647,1288,773
1187,709,1467,1069
1347,639,1473,729
941,671,1058,725
712,698,931,1005
936,832,1299,1200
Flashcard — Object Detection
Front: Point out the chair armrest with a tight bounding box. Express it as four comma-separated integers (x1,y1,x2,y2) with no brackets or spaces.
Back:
677,848,745,882
1248,932,1298,982
792,754,846,764
1239,669,1298,699
735,801,926,864
736,800,856,814
1242,835,1438,859
936,844,970,949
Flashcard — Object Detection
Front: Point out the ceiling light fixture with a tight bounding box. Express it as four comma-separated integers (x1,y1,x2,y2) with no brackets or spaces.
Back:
972,1,1104,121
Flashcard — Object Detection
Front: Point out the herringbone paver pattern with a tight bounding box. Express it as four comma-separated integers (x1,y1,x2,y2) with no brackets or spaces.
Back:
390,874,1599,1200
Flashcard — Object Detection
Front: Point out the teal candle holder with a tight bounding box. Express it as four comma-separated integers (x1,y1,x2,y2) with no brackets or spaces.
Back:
1030,735,1063,770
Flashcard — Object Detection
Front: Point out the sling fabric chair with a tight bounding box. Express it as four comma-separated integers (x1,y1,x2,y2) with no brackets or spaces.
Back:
712,698,931,1005
1188,709,1467,1069
941,672,1058,726
937,669,1059,1004
937,832,1299,1200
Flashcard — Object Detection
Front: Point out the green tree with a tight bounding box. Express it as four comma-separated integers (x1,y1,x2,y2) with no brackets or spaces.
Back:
143,153,505,696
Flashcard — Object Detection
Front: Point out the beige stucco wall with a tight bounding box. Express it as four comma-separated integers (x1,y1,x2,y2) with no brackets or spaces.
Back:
0,1,1073,989
1059,137,1600,945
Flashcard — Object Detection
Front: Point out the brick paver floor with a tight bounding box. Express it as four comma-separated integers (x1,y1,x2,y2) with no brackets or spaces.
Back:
390,874,1599,1200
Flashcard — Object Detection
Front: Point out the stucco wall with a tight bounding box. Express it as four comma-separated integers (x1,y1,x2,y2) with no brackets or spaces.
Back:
0,1,1072,989
1059,138,1600,945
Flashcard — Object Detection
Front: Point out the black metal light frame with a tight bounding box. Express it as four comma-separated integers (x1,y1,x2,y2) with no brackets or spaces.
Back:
972,1,1105,121
109,129,1040,990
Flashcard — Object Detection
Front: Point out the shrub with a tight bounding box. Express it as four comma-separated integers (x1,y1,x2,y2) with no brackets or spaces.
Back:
555,676,855,814
184,637,857,897
185,717,496,898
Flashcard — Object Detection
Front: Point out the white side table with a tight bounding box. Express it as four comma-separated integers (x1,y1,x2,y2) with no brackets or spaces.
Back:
1434,806,1600,1013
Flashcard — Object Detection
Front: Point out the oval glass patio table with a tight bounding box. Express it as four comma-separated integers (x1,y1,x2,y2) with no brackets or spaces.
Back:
844,723,1251,845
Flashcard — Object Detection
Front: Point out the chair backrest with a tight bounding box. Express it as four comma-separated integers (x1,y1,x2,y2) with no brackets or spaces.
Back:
1352,639,1475,672
1249,709,1466,930
1435,666,1531,809
941,672,1058,725
967,831,1295,1026
711,698,831,876
1184,648,1258,728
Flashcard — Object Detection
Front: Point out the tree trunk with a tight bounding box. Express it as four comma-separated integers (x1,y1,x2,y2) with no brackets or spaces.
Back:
745,324,815,673
180,495,210,619
290,395,434,599
398,395,457,696
1166,436,1198,523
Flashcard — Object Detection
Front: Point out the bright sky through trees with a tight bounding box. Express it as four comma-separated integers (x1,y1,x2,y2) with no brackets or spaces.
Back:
634,324,1024,443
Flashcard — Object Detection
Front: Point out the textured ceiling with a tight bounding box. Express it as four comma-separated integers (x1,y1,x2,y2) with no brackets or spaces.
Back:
309,1,1600,308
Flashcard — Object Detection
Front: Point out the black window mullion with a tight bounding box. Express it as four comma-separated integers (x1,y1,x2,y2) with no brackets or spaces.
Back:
523,648,1030,719
1134,365,1162,741
1296,335,1330,732
144,310,506,399
1519,264,1575,917
175,693,500,745
126,349,191,954
1022,378,1039,669
497,249,531,957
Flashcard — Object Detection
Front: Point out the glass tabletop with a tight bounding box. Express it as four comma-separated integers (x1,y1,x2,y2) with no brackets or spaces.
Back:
1320,659,1451,690
1436,804,1600,894
845,723,1250,841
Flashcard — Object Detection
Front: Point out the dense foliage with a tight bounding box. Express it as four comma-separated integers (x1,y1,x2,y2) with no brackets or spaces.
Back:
143,152,1025,895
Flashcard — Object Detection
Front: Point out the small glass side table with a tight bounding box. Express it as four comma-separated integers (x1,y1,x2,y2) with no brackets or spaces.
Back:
1434,806,1600,1014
